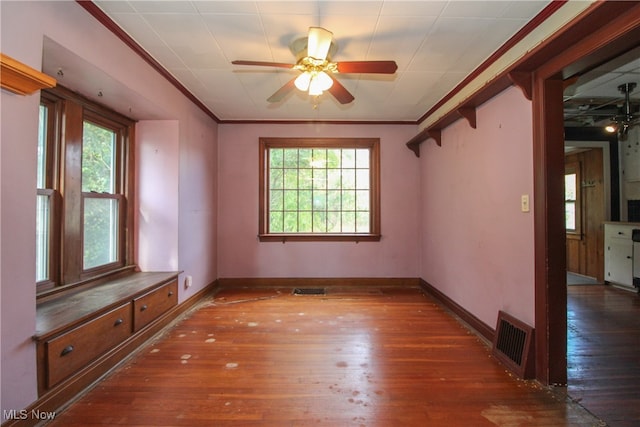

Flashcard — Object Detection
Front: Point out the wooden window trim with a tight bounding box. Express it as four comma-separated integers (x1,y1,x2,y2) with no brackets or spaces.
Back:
259,137,381,242
38,86,136,299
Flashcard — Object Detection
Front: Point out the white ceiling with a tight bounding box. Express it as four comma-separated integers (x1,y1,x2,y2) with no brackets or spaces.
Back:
89,0,555,123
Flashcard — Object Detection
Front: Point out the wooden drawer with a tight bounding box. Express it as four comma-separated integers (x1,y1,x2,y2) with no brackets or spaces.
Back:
46,303,132,388
133,280,178,332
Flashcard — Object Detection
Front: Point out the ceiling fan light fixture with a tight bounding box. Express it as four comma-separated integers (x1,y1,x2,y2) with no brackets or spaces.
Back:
605,124,617,133
294,72,312,91
314,71,333,91
308,77,324,96
295,71,333,96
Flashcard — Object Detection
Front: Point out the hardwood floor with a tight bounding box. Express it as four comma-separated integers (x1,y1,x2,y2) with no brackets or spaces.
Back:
567,284,640,427
47,287,601,426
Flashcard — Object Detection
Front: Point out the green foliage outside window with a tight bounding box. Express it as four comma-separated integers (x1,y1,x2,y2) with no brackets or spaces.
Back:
82,121,118,269
268,147,371,233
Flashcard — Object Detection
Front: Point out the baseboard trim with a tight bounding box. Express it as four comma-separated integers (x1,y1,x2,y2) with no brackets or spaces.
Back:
419,279,494,343
1,280,218,427
218,277,421,289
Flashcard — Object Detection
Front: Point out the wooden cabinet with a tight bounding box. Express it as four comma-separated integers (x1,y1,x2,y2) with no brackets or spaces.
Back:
46,303,132,388
35,272,180,396
604,223,636,289
133,280,178,332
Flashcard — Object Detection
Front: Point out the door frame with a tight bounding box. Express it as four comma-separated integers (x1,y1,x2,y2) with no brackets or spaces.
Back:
531,2,640,385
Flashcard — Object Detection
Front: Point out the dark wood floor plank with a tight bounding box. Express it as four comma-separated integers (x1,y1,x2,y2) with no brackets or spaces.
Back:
567,284,640,426
48,287,600,426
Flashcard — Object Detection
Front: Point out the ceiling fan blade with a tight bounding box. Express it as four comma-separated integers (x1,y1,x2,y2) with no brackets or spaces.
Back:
327,75,355,104
267,77,297,103
307,27,333,60
336,61,398,74
232,60,295,69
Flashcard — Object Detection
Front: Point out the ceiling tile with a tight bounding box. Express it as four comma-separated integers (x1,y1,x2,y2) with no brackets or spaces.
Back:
80,0,636,124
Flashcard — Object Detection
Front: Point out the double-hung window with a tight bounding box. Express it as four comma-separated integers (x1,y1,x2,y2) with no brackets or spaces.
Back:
259,138,380,242
37,87,134,295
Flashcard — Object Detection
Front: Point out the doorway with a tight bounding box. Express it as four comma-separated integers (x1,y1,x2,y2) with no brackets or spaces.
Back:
531,1,640,387
564,146,606,283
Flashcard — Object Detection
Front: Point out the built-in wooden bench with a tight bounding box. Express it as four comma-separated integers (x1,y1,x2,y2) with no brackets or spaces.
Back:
33,271,182,411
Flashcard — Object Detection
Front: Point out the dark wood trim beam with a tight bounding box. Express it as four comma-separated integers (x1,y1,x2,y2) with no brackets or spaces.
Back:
457,107,477,129
508,71,533,100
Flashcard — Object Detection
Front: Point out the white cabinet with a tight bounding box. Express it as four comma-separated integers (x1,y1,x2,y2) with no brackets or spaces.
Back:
604,223,636,289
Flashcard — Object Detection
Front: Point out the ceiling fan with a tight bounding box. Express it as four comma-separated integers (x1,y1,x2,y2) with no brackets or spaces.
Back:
232,26,398,104
606,82,639,137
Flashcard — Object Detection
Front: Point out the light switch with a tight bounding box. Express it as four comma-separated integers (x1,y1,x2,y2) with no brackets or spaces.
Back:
521,194,530,213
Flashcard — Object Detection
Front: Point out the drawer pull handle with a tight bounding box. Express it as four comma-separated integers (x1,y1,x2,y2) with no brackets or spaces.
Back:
114,318,124,326
618,232,624,235
60,345,74,357
140,304,148,311
168,291,174,297
627,256,633,259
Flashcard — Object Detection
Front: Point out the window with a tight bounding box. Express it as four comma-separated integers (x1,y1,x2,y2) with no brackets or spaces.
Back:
565,161,581,238
37,87,134,295
36,99,58,289
259,138,380,242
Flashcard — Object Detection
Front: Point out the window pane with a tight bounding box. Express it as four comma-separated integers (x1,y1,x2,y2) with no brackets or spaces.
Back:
284,212,298,232
36,194,50,281
565,173,577,201
270,149,283,167
299,212,312,232
299,169,312,189
284,190,298,211
565,201,576,230
342,211,356,232
270,211,284,232
356,190,370,211
299,190,312,211
270,169,283,189
82,121,116,193
356,169,370,189
356,211,370,233
37,105,48,189
355,149,369,168
83,198,118,270
327,149,341,168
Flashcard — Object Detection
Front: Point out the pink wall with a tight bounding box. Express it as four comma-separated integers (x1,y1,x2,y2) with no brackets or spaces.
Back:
1,1,218,416
0,0,537,418
419,86,535,328
136,121,180,272
217,123,420,278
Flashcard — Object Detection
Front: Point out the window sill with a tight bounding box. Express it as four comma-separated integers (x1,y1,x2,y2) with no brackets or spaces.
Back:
258,233,381,242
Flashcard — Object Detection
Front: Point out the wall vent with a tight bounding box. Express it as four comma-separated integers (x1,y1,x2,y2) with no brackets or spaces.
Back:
492,311,535,379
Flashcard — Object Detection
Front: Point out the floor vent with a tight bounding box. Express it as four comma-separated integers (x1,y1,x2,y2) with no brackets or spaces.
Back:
292,288,326,295
492,311,534,379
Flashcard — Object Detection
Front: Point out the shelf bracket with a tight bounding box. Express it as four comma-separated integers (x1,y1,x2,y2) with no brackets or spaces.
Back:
457,107,477,129
508,71,532,101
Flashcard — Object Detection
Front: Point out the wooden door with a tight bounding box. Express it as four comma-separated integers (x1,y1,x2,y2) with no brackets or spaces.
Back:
565,148,605,281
